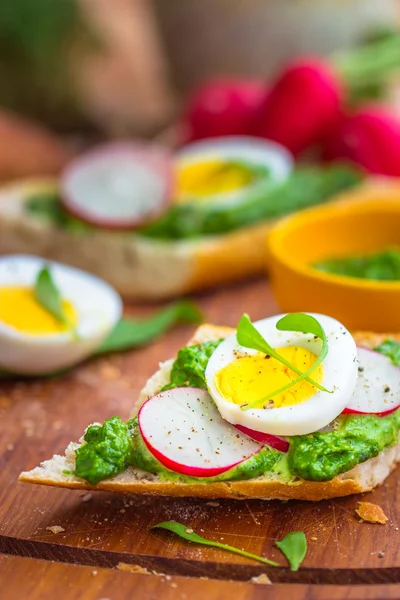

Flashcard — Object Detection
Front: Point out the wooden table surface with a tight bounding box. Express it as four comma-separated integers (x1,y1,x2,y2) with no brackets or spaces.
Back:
1,278,400,599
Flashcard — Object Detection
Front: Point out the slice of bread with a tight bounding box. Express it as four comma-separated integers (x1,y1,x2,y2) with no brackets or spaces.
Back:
19,325,400,501
0,179,273,300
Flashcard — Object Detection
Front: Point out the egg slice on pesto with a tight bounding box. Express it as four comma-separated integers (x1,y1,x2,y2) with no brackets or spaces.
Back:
205,314,358,436
175,136,293,205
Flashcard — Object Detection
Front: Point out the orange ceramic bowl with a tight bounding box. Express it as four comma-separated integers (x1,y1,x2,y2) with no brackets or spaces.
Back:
267,183,400,332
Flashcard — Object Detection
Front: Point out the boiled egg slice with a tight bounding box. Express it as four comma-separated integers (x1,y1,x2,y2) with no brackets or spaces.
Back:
205,313,358,436
0,255,122,375
175,136,293,205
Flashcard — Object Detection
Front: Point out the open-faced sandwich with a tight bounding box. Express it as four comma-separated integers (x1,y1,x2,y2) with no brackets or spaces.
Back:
0,138,361,300
20,312,400,501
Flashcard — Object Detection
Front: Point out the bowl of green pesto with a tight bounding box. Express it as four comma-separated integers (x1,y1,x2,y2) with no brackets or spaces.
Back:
314,248,400,281
267,189,400,332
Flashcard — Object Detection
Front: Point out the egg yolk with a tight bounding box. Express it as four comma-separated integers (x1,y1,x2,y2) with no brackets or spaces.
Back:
0,286,77,335
215,347,324,409
176,159,254,201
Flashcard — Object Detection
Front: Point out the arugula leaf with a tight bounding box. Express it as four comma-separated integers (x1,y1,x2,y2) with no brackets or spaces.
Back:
275,531,307,571
152,521,281,567
374,339,400,366
237,314,330,410
34,265,71,327
95,301,203,355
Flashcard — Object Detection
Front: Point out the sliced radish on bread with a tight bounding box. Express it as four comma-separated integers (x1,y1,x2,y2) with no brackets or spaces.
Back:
234,424,289,453
342,348,400,416
138,387,263,477
61,142,173,229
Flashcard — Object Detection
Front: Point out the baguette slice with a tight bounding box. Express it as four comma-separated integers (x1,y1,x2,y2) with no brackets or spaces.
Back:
0,179,273,300
19,325,400,501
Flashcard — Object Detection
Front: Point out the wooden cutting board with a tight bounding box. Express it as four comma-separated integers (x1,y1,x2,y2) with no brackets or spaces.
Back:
1,278,399,599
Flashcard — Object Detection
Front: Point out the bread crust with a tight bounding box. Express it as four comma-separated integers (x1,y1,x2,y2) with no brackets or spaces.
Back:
19,325,400,501
17,470,366,500
0,179,272,300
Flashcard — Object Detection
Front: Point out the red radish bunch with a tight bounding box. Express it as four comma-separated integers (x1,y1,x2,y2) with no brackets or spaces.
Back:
180,78,265,143
180,57,400,177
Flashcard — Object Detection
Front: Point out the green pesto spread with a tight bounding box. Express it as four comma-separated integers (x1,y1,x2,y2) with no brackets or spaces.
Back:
25,165,362,240
161,340,221,391
74,417,135,485
314,248,400,281
73,339,400,486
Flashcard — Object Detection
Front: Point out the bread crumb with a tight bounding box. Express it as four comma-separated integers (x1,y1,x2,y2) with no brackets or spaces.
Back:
46,525,65,534
356,502,388,524
310,536,318,541
120,509,126,514
250,574,271,585
81,493,92,502
170,582,177,588
185,528,194,534
116,563,151,575
206,501,220,507
92,570,98,576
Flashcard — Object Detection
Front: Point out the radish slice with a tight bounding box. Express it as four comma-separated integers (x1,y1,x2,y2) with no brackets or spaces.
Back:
138,387,263,478
342,347,400,416
234,424,289,453
60,142,173,229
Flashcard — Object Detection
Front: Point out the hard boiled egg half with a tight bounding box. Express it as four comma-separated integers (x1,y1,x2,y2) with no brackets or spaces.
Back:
206,314,358,436
0,255,122,375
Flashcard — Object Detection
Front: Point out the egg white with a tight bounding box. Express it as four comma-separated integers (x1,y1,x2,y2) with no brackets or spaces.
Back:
0,255,122,375
205,313,358,436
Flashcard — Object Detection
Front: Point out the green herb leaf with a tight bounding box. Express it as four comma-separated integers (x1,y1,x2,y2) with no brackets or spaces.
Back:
275,531,307,571
237,314,330,411
152,521,281,567
95,301,203,355
34,265,71,327
375,339,400,366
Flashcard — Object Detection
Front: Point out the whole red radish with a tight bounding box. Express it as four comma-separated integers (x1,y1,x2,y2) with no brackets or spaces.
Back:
180,78,265,143
252,59,342,156
323,106,400,176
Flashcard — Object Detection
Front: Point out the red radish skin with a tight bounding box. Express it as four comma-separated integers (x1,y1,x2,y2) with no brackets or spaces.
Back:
252,59,341,156
323,106,400,177
180,78,265,143
60,142,174,230
138,387,263,478
342,347,400,417
342,406,398,417
234,424,289,453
